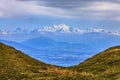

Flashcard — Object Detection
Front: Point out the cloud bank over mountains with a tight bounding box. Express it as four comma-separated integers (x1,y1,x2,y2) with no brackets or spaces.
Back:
0,24,120,36
0,0,120,20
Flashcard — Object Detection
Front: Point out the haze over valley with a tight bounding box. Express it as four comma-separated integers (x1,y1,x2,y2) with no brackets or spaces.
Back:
0,24,120,66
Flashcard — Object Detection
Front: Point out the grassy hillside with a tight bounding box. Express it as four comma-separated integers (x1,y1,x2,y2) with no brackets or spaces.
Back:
0,42,66,80
71,46,120,80
0,42,84,80
0,42,120,80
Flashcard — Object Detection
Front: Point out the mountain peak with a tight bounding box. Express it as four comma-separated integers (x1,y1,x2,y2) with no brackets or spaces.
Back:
53,24,70,32
37,24,71,33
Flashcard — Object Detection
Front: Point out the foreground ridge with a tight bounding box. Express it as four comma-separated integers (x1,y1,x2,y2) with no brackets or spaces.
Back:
0,42,120,80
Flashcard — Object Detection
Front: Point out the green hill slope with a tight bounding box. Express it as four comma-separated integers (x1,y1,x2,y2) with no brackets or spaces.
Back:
0,42,120,80
71,46,120,80
0,42,68,80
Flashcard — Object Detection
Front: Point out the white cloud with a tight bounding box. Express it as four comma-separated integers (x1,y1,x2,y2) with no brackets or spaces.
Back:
0,0,73,18
80,2,120,11
0,0,120,20
0,0,28,17
75,1,120,20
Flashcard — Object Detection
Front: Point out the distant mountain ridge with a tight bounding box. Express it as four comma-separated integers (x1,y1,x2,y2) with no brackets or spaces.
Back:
0,24,120,36
22,36,57,48
22,35,89,49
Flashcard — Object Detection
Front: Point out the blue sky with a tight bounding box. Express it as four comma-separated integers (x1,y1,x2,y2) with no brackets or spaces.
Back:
0,0,120,31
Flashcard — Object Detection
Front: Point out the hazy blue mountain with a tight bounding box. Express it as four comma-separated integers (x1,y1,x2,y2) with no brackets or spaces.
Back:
22,36,57,48
22,35,91,51
45,32,120,52
21,36,96,66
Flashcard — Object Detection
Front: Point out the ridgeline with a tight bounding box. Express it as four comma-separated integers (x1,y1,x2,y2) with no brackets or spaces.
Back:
0,42,120,80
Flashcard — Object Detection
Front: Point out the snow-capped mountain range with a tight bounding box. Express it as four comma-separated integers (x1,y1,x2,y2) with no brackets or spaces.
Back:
0,24,120,36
